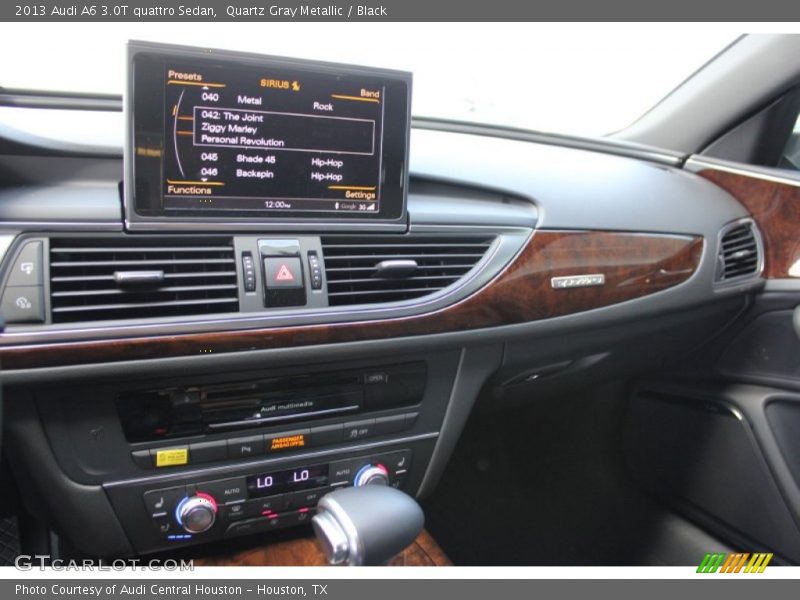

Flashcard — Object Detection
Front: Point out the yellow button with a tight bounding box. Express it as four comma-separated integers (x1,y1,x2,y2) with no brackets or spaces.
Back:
155,448,189,467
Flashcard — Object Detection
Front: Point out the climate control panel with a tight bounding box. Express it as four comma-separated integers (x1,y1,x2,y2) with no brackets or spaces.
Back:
137,449,411,543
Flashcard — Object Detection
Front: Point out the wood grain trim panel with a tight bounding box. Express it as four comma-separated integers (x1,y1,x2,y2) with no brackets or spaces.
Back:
700,169,800,279
0,230,703,370
192,530,451,566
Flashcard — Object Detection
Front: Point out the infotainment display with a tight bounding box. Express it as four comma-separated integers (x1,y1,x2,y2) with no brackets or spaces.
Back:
126,41,411,230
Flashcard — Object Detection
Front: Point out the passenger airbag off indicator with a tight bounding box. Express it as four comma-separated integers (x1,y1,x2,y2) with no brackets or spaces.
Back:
264,257,303,289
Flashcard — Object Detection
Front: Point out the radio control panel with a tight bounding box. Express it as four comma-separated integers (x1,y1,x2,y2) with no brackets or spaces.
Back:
118,362,426,450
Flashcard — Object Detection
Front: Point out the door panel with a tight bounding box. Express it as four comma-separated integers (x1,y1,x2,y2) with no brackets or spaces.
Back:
626,384,800,563
624,164,800,564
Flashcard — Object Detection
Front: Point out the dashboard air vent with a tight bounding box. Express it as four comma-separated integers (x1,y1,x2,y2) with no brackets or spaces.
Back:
717,220,761,282
49,238,239,323
321,235,495,307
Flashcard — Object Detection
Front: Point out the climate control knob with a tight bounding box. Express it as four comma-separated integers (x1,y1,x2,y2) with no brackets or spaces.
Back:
175,493,218,534
354,464,390,487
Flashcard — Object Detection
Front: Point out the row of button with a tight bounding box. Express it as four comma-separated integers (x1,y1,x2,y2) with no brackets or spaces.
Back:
224,508,314,538
242,253,256,292
222,487,331,521
1,240,45,324
131,412,418,469
144,475,333,519
150,492,323,538
308,252,322,290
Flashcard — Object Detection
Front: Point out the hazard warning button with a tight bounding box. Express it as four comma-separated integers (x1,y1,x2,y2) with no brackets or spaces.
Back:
264,257,303,289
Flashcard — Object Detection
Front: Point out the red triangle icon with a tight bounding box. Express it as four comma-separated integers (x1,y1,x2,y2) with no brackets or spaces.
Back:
275,264,295,282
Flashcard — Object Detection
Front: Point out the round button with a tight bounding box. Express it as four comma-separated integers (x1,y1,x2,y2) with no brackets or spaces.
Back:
354,464,390,487
175,493,218,534
185,504,214,532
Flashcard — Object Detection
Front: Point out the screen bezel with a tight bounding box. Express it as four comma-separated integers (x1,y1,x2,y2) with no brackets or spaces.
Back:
124,41,411,232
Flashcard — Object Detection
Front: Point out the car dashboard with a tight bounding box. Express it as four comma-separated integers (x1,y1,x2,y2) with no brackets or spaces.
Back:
0,42,768,562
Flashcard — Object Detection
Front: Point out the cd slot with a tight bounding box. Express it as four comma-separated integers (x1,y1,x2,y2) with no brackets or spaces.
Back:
205,392,363,431
117,362,426,443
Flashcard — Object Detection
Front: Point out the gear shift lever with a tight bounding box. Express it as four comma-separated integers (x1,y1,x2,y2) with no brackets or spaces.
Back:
312,485,424,565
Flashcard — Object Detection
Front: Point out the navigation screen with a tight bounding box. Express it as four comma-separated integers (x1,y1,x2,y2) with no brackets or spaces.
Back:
128,43,411,227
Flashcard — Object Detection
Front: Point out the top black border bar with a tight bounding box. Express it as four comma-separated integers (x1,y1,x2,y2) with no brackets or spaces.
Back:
1,0,799,21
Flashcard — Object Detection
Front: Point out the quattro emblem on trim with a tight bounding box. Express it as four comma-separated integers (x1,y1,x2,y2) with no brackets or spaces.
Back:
550,274,606,289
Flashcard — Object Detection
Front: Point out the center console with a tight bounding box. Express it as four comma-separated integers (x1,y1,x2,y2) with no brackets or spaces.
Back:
20,350,459,556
